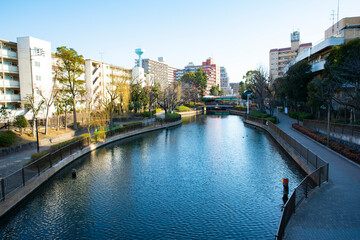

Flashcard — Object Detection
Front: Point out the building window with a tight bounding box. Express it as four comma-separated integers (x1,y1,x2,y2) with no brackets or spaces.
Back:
35,61,40,67
36,75,41,81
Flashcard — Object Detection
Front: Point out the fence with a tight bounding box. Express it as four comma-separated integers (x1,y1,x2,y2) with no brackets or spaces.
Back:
303,119,360,145
0,116,182,201
243,115,329,240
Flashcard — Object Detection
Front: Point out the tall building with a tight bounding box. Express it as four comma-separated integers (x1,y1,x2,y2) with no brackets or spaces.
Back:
220,67,232,94
85,59,131,108
283,16,360,75
230,83,239,95
0,36,53,119
269,31,312,79
135,57,176,88
175,58,221,95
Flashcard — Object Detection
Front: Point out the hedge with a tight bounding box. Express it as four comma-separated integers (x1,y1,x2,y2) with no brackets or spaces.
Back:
250,112,271,118
175,106,190,112
292,123,360,164
288,112,314,121
94,131,106,142
165,113,181,119
0,131,16,147
123,121,143,127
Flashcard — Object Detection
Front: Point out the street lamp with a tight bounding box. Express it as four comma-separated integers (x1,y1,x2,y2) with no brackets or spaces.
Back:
35,118,39,153
244,90,252,115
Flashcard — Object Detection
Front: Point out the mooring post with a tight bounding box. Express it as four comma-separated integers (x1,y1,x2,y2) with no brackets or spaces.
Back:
282,178,289,204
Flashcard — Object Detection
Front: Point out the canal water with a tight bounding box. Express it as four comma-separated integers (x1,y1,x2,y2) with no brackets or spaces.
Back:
0,115,304,239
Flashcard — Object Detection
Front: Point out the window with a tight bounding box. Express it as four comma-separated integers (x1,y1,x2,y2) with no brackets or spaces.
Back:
36,75,41,81
35,61,40,67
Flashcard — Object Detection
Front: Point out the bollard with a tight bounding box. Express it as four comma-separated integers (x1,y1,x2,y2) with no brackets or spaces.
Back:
1,178,5,201
72,169,77,178
282,178,289,204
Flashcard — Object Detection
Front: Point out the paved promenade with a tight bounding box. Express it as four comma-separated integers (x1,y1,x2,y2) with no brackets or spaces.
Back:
276,113,360,239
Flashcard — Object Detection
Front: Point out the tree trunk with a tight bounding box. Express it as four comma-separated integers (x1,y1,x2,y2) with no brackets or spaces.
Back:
57,112,60,131
73,100,78,130
32,118,36,139
45,106,50,135
65,110,68,130
109,103,113,131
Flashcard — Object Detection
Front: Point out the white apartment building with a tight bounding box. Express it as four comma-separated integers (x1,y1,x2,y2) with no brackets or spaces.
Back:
220,66,232,94
85,59,131,108
0,36,53,120
283,17,360,74
135,57,175,89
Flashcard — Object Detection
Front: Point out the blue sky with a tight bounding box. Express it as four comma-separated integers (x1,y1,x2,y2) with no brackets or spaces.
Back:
2,0,359,82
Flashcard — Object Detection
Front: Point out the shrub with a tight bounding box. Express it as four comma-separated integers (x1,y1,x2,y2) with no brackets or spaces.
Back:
156,117,162,121
250,112,271,118
265,117,277,124
175,106,190,112
106,127,126,137
94,131,106,142
289,112,314,121
184,103,196,108
165,113,181,119
155,108,163,113
14,115,28,135
135,111,156,118
123,121,142,127
0,131,16,147
292,123,360,164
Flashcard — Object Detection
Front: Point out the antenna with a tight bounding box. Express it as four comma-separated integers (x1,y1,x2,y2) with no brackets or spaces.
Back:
330,10,336,34
99,52,104,62
337,0,340,27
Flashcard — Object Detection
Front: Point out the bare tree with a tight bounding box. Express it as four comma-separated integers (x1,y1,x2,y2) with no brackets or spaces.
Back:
245,68,269,113
25,94,45,138
157,82,182,114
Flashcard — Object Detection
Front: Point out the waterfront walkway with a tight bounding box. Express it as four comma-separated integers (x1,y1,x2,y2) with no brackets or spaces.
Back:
276,113,360,239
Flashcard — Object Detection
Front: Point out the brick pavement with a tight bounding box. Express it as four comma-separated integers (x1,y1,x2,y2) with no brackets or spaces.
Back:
276,113,360,240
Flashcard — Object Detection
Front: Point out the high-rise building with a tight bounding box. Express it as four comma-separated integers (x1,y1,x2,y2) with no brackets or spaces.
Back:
175,58,221,95
135,57,176,88
269,31,312,79
283,16,360,75
220,67,232,94
229,83,239,95
0,36,53,119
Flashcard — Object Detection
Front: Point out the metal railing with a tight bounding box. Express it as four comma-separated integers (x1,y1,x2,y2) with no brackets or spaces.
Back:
242,115,329,240
275,165,328,240
0,117,182,201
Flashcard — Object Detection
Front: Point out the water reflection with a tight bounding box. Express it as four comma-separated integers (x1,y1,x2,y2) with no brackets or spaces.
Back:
0,115,304,239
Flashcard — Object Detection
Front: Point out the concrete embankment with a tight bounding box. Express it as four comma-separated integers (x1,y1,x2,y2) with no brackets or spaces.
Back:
0,120,182,219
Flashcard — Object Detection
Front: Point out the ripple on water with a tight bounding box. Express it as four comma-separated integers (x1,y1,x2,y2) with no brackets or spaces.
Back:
0,116,305,240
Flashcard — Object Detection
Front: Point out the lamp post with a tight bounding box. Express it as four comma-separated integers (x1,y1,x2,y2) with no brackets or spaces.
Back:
35,118,39,152
244,90,252,115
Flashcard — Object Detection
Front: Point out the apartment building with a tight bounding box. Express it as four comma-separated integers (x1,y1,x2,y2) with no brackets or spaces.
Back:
135,57,176,88
85,59,131,108
220,66,232,95
0,36,52,119
269,31,312,79
283,16,360,75
175,58,221,95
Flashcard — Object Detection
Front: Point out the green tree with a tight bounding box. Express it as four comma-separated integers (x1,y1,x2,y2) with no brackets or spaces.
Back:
210,85,218,96
325,38,360,112
284,61,314,110
14,115,29,136
130,83,147,113
180,69,207,97
55,46,85,130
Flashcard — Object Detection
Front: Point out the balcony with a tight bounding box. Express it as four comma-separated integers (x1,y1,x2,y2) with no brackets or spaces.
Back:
0,94,21,102
311,60,326,72
2,80,20,87
1,64,19,73
1,49,17,59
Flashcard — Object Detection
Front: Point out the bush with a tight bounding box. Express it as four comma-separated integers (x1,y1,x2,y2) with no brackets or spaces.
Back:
106,127,126,137
165,113,181,119
155,108,163,113
94,131,106,142
234,105,247,111
289,112,314,121
156,117,162,121
123,121,142,127
175,106,190,112
0,131,16,147
250,112,271,118
184,103,196,108
265,117,277,124
292,123,360,164
14,115,28,135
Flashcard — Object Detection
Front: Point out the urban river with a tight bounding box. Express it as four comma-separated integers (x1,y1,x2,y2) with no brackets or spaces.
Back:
0,115,304,239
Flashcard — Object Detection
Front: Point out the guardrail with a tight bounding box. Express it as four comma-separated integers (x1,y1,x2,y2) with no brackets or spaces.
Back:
0,117,182,202
242,115,329,240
